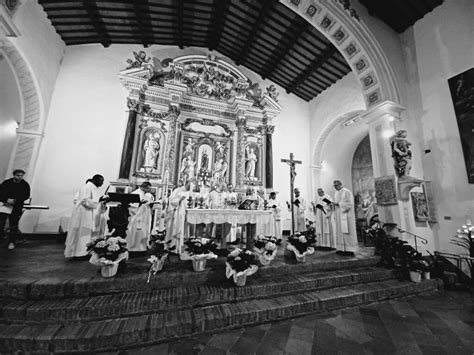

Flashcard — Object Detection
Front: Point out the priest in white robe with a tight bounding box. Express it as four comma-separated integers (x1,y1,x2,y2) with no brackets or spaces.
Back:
64,174,107,258
127,181,154,252
312,188,336,249
268,191,282,242
165,180,192,253
287,188,306,232
333,180,359,255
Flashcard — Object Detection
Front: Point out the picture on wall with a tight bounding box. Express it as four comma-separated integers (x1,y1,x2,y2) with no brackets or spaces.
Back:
410,192,430,222
448,67,474,183
374,175,397,205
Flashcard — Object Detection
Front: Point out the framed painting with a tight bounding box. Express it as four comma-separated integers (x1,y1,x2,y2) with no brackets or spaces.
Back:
448,68,474,183
410,191,430,222
374,175,397,205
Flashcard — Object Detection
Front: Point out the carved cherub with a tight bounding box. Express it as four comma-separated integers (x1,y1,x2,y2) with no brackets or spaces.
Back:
125,51,151,70
266,85,279,102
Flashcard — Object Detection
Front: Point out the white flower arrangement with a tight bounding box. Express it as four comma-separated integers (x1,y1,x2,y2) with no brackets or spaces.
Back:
253,235,278,265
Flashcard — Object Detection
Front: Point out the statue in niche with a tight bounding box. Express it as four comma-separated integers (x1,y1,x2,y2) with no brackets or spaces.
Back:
142,131,160,172
183,138,195,159
215,141,226,160
213,158,228,184
180,156,196,184
245,146,258,179
201,149,210,171
390,130,412,179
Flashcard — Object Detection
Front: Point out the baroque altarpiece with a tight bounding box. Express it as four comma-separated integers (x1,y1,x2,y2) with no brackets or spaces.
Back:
116,52,281,196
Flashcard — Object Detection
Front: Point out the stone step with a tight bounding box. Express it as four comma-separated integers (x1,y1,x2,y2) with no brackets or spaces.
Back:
0,255,379,300
0,267,394,324
0,279,442,353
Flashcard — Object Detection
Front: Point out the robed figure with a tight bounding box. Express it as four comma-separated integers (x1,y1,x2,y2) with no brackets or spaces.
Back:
268,191,282,241
65,175,107,257
127,182,154,251
165,181,192,253
333,180,359,254
289,188,306,232
312,188,336,249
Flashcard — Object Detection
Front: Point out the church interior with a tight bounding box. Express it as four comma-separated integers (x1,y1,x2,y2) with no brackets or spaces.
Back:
0,0,473,353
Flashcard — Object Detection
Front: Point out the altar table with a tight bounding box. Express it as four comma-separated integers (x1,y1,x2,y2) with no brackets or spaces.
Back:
185,209,274,243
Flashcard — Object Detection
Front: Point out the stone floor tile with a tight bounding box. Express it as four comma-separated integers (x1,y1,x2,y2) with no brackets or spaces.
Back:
284,338,313,355
207,330,243,351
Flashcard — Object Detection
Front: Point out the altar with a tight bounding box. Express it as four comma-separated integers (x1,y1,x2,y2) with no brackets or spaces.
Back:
185,209,274,247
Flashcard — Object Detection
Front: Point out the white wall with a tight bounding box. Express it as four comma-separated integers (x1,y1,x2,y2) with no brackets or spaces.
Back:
400,0,474,253
0,54,21,179
31,44,312,231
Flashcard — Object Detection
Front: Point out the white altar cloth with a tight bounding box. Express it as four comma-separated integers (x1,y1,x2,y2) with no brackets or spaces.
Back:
186,209,274,235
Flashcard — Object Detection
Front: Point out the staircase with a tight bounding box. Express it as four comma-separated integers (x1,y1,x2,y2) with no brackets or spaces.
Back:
0,252,442,353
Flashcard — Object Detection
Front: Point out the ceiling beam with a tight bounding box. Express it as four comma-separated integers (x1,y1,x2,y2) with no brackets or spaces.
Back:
286,45,338,93
235,0,276,66
208,0,230,51
134,0,153,47
260,18,310,79
174,0,184,48
82,1,111,47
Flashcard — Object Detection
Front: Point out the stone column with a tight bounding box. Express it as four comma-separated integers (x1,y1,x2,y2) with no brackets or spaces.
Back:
235,115,247,188
164,105,180,183
118,98,139,179
362,101,407,229
265,125,275,189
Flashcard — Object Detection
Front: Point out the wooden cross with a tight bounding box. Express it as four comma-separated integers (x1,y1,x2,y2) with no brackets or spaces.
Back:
281,153,302,236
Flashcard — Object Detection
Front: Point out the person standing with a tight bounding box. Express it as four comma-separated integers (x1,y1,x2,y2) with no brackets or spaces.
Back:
287,188,306,232
0,169,31,250
64,174,107,258
332,180,359,255
268,191,282,242
127,181,154,252
312,188,335,249
165,180,192,253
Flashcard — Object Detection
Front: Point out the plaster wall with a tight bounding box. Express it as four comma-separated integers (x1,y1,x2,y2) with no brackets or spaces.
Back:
0,54,21,179
31,44,311,232
400,0,474,253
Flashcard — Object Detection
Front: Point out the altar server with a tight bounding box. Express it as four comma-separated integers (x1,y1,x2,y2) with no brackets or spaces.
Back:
333,180,359,255
127,181,154,251
312,188,336,249
287,188,306,232
268,191,282,242
165,180,192,253
65,174,107,258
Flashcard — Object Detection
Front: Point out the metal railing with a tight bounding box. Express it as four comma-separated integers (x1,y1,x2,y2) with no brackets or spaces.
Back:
434,251,474,270
379,222,428,252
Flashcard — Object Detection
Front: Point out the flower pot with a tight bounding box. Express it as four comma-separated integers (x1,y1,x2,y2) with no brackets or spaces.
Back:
295,254,306,263
192,259,207,272
152,258,165,272
423,271,430,280
409,270,422,283
258,254,272,266
235,273,247,286
101,263,118,278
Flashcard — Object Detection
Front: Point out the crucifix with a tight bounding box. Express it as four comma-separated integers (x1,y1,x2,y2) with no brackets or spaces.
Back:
281,153,302,236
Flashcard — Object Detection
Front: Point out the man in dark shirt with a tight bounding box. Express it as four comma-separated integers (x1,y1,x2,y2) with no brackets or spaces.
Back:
0,169,31,250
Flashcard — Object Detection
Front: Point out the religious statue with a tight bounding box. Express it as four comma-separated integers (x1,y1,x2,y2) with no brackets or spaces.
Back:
245,147,258,179
215,141,226,160
213,158,228,183
390,130,412,178
179,156,196,184
126,51,150,70
201,149,209,171
266,84,279,102
183,138,195,159
142,131,160,171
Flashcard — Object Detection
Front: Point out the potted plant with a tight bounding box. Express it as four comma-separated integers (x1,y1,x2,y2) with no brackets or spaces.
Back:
253,235,278,265
87,235,129,277
225,248,259,286
183,237,218,271
146,230,175,282
286,231,316,262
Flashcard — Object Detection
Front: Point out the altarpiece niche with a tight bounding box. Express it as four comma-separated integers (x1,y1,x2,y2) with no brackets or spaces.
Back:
116,52,281,196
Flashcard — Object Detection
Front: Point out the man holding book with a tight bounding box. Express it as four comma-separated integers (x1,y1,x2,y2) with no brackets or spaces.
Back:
312,188,335,249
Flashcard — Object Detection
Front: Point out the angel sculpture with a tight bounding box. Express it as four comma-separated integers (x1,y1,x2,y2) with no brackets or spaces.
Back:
125,51,151,70
266,85,279,102
147,57,173,86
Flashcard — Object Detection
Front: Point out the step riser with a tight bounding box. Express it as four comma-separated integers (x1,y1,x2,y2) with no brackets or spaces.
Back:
0,279,442,353
1,269,394,324
0,257,380,300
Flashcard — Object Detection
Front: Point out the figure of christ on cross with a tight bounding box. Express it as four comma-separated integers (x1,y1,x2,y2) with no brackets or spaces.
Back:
281,153,302,236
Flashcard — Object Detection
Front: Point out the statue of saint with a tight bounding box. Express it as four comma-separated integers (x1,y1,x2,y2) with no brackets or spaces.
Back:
213,158,228,183
201,149,209,171
390,130,412,178
180,156,196,184
142,132,160,171
245,147,257,179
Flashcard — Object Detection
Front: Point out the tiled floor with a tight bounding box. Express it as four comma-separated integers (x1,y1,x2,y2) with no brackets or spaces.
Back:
115,290,474,355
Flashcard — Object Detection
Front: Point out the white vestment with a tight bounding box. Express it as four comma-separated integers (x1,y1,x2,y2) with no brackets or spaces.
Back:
165,186,190,253
292,196,306,232
127,188,154,252
334,187,359,253
268,197,282,240
64,182,105,257
314,193,336,248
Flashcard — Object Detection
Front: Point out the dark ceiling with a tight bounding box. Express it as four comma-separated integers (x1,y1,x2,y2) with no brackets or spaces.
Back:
359,0,443,34
39,0,443,102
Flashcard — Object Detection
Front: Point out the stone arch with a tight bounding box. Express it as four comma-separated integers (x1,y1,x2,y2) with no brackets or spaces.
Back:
281,0,401,108
0,38,43,177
